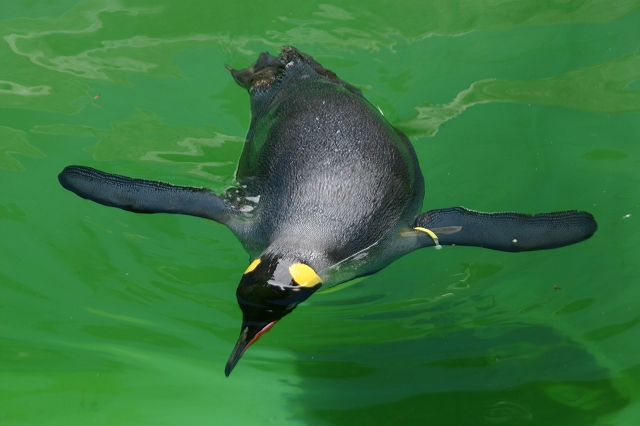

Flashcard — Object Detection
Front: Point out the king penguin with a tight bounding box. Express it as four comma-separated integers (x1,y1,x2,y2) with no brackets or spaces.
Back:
58,46,597,376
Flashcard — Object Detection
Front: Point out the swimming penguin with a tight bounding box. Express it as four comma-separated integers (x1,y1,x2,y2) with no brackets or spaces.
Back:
58,46,597,376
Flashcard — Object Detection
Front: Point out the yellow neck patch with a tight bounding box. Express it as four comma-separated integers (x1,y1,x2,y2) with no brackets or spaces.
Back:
289,263,322,288
244,258,261,274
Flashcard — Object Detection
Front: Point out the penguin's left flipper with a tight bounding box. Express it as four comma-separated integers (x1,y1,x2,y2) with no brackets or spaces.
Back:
58,165,234,225
413,207,597,252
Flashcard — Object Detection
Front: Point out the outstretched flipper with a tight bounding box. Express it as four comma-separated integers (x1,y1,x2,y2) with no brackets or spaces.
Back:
413,207,597,252
58,165,235,225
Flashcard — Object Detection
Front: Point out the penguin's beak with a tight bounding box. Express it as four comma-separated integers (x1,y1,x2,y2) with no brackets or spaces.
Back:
225,319,278,376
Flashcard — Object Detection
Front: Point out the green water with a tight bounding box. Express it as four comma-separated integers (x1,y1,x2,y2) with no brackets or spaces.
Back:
1,0,639,424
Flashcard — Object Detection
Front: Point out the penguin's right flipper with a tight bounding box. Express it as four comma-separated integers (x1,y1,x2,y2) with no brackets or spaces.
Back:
413,207,597,252
59,165,235,225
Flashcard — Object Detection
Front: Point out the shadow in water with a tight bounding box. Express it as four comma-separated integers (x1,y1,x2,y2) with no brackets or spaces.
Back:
289,318,628,425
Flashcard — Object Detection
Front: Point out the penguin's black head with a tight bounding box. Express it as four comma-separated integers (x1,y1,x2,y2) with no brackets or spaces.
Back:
225,254,322,376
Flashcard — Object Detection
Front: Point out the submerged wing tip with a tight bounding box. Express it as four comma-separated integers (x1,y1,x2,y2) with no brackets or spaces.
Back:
58,165,81,191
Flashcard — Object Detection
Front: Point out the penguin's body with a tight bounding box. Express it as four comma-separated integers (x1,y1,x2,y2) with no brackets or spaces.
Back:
228,48,424,286
58,47,597,376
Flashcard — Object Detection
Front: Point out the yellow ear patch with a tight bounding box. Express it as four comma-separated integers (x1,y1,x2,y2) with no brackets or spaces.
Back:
244,258,261,274
289,263,322,288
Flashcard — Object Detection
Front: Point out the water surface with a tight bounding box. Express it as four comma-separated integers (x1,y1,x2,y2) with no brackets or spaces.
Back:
1,1,640,425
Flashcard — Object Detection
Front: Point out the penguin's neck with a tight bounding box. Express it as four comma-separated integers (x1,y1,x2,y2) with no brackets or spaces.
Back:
263,237,333,273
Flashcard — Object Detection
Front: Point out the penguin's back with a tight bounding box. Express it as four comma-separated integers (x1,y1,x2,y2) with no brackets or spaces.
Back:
237,69,423,262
